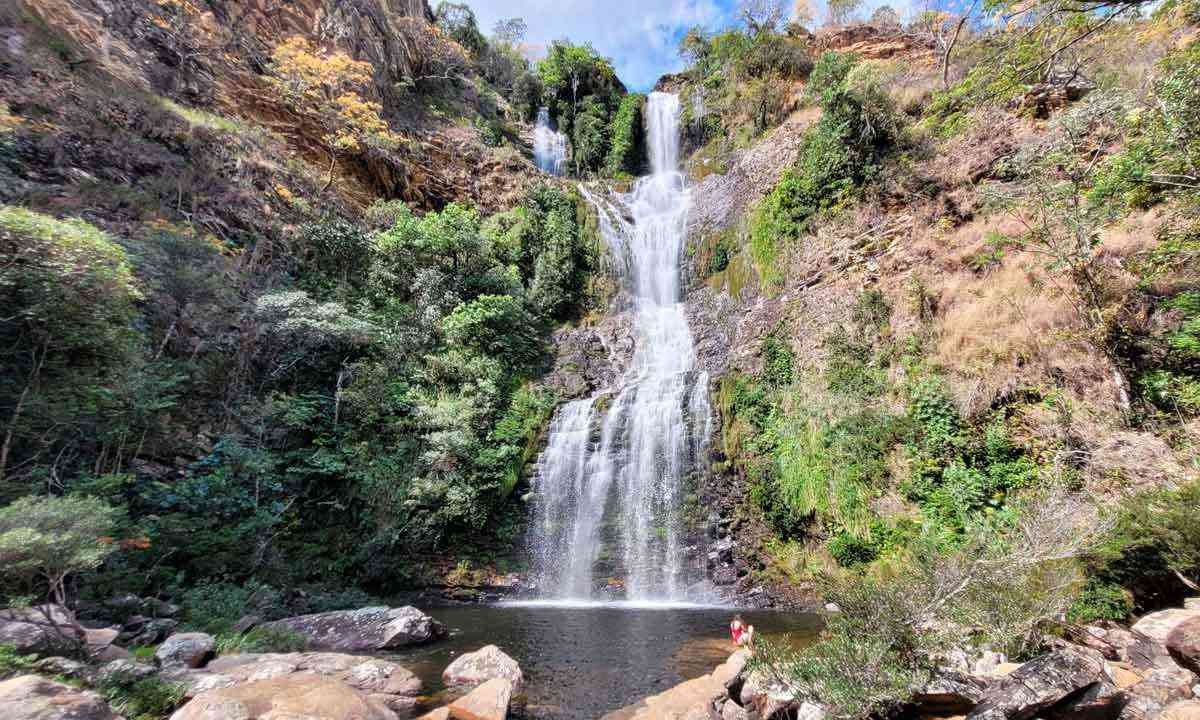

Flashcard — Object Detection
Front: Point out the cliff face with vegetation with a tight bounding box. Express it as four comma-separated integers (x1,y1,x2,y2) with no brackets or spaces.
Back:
1,0,1200,714
645,4,1200,715
0,0,645,609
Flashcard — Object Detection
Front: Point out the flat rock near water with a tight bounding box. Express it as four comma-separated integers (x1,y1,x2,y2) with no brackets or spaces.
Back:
171,673,398,720
170,651,422,712
260,606,447,651
600,649,751,720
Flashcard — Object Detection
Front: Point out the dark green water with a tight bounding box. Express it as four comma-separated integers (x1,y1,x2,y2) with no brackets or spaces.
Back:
387,603,821,719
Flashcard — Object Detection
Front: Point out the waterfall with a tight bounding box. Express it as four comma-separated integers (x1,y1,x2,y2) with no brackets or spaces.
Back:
533,107,567,176
526,93,712,603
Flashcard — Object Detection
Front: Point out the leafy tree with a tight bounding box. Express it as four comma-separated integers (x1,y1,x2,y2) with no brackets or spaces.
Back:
537,41,624,147
492,17,527,45
827,0,863,24
871,4,900,25
572,96,611,175
0,495,118,606
435,2,486,56
266,37,399,192
0,207,141,489
605,93,646,176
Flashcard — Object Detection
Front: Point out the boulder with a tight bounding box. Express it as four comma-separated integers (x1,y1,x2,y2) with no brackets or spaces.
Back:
0,675,121,720
1161,700,1200,720
442,645,523,690
1104,662,1145,690
721,699,749,720
33,656,95,682
446,677,514,720
912,672,990,714
156,632,216,669
170,652,421,709
119,616,179,646
99,658,160,683
966,646,1109,720
85,627,130,661
259,606,446,652
1126,666,1196,708
1131,609,1200,645
170,672,397,720
1185,599,1200,611
0,605,82,656
1167,617,1200,675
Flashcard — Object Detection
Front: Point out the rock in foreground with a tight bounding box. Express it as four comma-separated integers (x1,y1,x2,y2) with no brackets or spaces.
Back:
442,645,524,690
171,651,422,711
0,675,121,720
260,606,446,651
171,673,397,720
419,677,515,720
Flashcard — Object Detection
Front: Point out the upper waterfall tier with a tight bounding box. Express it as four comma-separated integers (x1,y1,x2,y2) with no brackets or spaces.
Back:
526,92,712,602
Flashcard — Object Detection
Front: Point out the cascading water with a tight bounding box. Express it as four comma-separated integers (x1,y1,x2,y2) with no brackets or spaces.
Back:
526,93,712,603
533,107,567,176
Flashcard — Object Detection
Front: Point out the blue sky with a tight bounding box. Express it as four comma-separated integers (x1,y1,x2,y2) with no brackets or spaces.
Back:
466,0,743,91
466,0,917,91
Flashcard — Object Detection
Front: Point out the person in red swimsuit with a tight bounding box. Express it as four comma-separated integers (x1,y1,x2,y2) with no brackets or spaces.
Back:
730,615,755,648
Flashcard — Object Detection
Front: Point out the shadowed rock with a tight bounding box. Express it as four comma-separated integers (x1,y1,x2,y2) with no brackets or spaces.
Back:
259,606,446,652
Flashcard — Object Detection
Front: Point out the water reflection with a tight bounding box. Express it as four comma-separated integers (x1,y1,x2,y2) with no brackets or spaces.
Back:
387,605,820,719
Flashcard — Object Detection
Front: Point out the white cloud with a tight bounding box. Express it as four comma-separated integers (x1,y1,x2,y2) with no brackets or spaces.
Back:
465,0,737,90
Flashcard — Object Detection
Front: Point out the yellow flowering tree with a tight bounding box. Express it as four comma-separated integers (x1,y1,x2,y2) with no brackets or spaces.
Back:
267,37,400,192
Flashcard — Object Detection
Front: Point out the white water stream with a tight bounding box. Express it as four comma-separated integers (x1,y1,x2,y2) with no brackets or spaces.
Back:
526,93,712,602
533,107,568,176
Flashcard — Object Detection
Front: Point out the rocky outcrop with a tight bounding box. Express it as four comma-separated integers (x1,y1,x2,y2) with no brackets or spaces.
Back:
0,605,82,656
170,673,397,720
170,651,422,711
601,649,751,720
442,645,524,690
811,24,936,61
1132,609,1200,645
965,646,1116,719
432,677,515,720
1167,617,1200,675
0,675,121,720
156,632,216,669
259,606,446,652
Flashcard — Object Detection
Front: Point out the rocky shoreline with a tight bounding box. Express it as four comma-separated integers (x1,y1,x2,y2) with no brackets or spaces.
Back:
619,598,1200,720
3,597,1198,719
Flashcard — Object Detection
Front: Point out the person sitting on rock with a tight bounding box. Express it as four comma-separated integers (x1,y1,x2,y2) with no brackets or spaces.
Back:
730,615,755,648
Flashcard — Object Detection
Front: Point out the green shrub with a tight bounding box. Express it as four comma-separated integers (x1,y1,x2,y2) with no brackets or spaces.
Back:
1068,581,1134,623
0,644,35,679
828,530,880,567
605,93,645,176
99,675,186,720
180,581,280,635
748,57,899,290
216,627,309,655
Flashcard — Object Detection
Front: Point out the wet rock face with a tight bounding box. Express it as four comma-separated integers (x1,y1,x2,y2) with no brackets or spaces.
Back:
541,309,636,400
260,606,447,652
